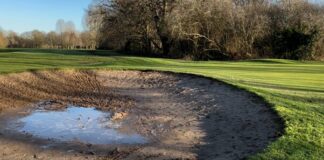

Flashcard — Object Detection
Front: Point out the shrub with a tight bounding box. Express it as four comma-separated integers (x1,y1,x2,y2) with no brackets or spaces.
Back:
271,28,318,60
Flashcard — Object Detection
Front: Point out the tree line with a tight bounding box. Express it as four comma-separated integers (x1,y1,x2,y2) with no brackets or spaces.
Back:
87,0,324,60
0,20,96,50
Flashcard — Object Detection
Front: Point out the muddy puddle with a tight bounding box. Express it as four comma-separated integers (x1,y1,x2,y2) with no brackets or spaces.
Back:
5,106,147,145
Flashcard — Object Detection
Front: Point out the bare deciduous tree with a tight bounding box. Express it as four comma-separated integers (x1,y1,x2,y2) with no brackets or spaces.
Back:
86,0,324,60
0,30,7,48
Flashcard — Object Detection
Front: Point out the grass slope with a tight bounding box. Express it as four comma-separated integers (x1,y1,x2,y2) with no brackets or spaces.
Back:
0,49,323,159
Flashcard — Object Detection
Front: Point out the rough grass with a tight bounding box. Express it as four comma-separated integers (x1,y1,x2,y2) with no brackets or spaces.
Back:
0,49,323,160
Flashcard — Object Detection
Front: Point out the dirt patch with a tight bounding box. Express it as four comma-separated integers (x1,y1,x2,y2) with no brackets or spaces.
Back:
0,70,282,160
0,70,134,112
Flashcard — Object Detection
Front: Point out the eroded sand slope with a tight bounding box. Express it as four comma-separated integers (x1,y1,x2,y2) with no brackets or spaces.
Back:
0,70,282,160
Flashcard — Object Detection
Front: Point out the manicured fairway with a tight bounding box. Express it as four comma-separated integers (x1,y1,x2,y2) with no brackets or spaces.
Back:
0,50,323,160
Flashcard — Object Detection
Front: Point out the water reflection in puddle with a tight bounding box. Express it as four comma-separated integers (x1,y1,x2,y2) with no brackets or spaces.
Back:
11,106,147,145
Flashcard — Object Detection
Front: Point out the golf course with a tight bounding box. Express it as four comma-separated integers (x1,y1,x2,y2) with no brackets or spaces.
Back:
1,0,324,159
0,49,323,159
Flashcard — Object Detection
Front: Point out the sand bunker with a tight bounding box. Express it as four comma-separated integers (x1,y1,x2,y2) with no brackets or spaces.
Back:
0,70,282,160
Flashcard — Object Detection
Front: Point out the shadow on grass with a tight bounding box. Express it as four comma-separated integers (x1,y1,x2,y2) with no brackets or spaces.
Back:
0,48,124,57
237,80,324,94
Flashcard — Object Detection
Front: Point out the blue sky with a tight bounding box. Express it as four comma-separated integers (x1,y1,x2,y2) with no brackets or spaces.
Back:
0,0,92,33
311,0,324,4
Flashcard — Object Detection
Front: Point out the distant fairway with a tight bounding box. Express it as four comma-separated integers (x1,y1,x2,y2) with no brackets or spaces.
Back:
0,49,323,159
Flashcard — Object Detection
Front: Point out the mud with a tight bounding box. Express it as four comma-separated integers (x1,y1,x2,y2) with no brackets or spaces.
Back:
0,70,282,160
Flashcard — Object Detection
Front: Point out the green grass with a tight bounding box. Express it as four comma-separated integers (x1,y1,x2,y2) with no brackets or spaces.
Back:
0,49,323,159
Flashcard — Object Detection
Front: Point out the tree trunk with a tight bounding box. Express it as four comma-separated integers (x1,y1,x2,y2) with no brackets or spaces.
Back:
160,36,171,55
